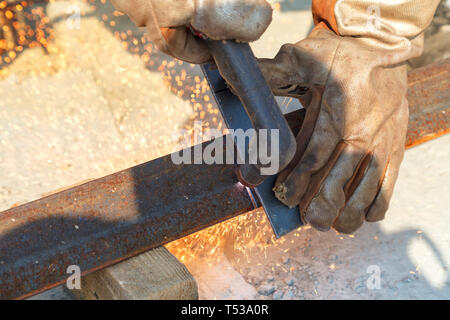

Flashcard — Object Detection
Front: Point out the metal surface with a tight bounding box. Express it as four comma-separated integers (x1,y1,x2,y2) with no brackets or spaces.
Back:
0,140,256,299
0,58,448,299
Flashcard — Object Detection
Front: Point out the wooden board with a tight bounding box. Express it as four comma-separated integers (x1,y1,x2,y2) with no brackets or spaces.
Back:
71,247,198,300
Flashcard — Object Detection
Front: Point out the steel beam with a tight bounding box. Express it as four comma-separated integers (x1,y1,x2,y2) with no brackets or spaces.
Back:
406,58,450,148
0,141,256,299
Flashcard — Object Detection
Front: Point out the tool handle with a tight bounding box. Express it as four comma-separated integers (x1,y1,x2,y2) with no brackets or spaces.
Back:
206,40,297,187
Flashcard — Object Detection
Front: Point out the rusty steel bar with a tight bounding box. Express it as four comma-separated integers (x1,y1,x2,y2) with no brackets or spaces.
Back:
0,141,256,299
0,58,449,299
406,58,450,148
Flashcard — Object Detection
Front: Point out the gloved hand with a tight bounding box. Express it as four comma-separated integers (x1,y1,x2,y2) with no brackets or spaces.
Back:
110,0,273,63
257,0,440,234
259,27,422,234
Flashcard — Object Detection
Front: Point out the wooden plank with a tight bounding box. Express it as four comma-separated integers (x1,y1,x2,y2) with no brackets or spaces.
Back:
71,247,198,300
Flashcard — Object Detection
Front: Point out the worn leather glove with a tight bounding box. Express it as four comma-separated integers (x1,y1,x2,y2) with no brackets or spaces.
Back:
110,0,273,63
259,0,440,234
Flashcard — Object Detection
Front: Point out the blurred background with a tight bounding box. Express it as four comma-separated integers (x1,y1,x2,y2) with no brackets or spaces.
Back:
0,0,449,300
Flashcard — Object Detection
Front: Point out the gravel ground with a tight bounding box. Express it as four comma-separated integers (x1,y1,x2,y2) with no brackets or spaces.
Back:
0,0,448,300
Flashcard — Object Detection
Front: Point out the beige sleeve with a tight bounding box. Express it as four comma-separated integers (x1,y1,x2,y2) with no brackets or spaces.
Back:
334,0,440,40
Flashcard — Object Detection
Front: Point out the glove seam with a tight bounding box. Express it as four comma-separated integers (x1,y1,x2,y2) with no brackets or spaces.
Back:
322,36,344,89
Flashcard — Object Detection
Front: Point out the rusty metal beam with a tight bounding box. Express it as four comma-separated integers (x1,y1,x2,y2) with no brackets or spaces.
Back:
406,58,450,148
0,58,449,299
0,142,256,299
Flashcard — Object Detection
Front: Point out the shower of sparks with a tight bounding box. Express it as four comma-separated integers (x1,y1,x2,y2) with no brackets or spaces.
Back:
165,209,276,264
0,1,53,66
166,207,307,267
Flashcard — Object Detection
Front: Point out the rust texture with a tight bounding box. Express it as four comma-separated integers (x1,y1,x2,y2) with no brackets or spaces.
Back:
0,59,448,299
0,140,255,299
406,58,450,148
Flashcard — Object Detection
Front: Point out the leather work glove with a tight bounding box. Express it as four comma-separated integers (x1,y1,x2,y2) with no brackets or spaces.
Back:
259,0,440,234
110,0,273,63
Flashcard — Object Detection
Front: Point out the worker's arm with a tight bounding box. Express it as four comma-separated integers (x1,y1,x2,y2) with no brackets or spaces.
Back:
259,0,440,233
110,0,273,63
313,0,439,40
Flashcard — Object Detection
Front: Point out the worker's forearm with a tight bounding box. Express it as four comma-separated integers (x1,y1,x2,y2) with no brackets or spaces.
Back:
311,0,440,63
312,0,440,37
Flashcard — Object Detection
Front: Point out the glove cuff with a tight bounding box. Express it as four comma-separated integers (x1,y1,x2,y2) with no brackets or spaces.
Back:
312,0,440,64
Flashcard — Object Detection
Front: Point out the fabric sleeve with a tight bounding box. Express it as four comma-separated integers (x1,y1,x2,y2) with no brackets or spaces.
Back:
312,0,440,40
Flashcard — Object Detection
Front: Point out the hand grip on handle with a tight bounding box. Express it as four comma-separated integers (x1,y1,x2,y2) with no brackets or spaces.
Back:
206,40,297,187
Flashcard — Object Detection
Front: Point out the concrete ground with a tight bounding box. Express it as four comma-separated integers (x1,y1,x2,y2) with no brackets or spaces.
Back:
0,0,448,300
